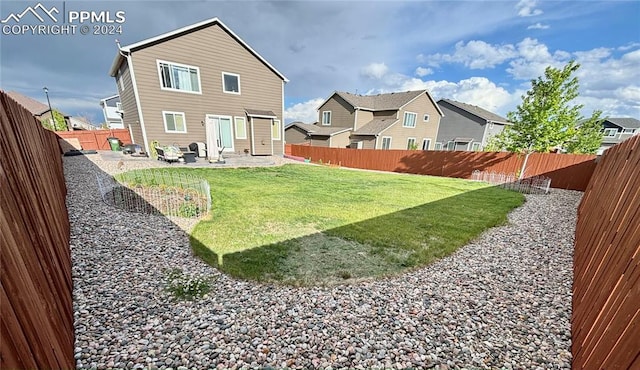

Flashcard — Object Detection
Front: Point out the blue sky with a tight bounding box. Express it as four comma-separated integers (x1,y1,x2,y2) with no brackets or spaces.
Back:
1,0,638,125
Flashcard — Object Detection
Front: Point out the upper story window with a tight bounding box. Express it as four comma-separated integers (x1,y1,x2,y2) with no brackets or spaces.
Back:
158,61,201,93
115,102,123,112
603,128,618,137
622,128,636,134
222,72,241,94
423,114,430,122
403,112,417,128
322,111,331,126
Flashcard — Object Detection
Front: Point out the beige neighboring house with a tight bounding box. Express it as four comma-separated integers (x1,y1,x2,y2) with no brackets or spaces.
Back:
310,90,443,150
285,121,352,147
5,90,94,130
108,17,288,157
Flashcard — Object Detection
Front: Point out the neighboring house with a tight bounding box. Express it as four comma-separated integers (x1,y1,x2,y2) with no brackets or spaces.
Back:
436,99,510,151
6,90,53,122
5,90,80,131
68,116,97,130
598,117,640,154
314,90,443,150
285,121,352,147
108,17,288,157
99,95,124,129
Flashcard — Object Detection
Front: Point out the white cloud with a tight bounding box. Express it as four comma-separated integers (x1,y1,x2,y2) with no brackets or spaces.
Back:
284,98,325,124
516,0,543,17
420,40,518,69
415,67,433,77
360,62,389,79
527,22,549,30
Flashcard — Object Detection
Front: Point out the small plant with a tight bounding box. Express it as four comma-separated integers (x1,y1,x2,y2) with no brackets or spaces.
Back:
164,268,213,301
150,140,160,159
179,202,201,218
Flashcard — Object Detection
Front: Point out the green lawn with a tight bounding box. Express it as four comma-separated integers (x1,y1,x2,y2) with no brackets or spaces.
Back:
169,164,525,285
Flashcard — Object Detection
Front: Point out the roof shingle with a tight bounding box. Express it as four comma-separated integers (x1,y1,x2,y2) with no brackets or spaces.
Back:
438,99,509,124
335,90,426,111
353,118,399,135
6,91,50,116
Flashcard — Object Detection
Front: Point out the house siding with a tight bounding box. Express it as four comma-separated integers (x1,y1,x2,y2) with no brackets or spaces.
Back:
437,102,504,150
349,135,376,149
330,131,351,148
355,110,373,131
127,23,283,154
285,126,309,144
318,94,355,128
117,62,144,146
387,94,440,150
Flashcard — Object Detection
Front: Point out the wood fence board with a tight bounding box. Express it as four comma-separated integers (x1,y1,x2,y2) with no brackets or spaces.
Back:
290,145,596,190
1,91,74,369
572,134,640,369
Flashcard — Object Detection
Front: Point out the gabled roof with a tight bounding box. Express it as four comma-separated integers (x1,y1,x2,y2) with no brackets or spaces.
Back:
286,122,351,137
438,99,509,124
108,17,288,82
6,91,50,116
319,90,444,116
604,117,640,129
353,117,399,135
99,95,120,106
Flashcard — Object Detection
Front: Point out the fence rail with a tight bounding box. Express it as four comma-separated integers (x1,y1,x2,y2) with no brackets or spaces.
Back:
290,145,596,191
572,135,640,369
1,91,74,368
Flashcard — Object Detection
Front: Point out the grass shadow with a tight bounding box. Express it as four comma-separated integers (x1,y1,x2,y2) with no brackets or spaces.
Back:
219,184,524,286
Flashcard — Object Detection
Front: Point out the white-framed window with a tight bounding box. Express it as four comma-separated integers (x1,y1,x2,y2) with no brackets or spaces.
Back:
322,111,331,125
158,61,201,93
422,138,431,150
622,128,636,134
222,72,241,94
162,111,187,133
423,114,430,122
435,142,443,150
472,142,482,151
446,141,455,150
407,137,417,149
234,117,247,139
272,119,281,140
403,112,417,128
381,136,392,150
603,128,618,137
115,102,123,112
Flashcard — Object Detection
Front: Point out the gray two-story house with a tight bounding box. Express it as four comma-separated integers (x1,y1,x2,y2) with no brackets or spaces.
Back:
598,117,640,154
108,17,288,157
436,99,510,151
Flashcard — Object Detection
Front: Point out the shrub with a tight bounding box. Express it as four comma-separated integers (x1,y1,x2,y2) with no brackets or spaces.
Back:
164,268,213,301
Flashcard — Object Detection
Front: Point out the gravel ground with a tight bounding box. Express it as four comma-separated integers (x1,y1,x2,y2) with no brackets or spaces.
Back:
69,153,578,369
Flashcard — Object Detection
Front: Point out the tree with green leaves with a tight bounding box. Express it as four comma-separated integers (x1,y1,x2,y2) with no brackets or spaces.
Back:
40,109,67,131
486,60,603,154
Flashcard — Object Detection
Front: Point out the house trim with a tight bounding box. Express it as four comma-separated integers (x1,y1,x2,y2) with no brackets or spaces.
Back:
127,53,150,155
162,111,188,133
322,110,332,126
234,116,247,139
221,71,241,95
156,59,202,95
402,111,418,128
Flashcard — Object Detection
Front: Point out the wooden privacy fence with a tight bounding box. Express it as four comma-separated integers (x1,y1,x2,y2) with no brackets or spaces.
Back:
290,145,596,191
572,135,640,369
56,128,132,150
0,91,74,369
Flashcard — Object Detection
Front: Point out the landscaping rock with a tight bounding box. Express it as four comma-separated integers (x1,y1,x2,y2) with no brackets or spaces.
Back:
67,154,577,369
